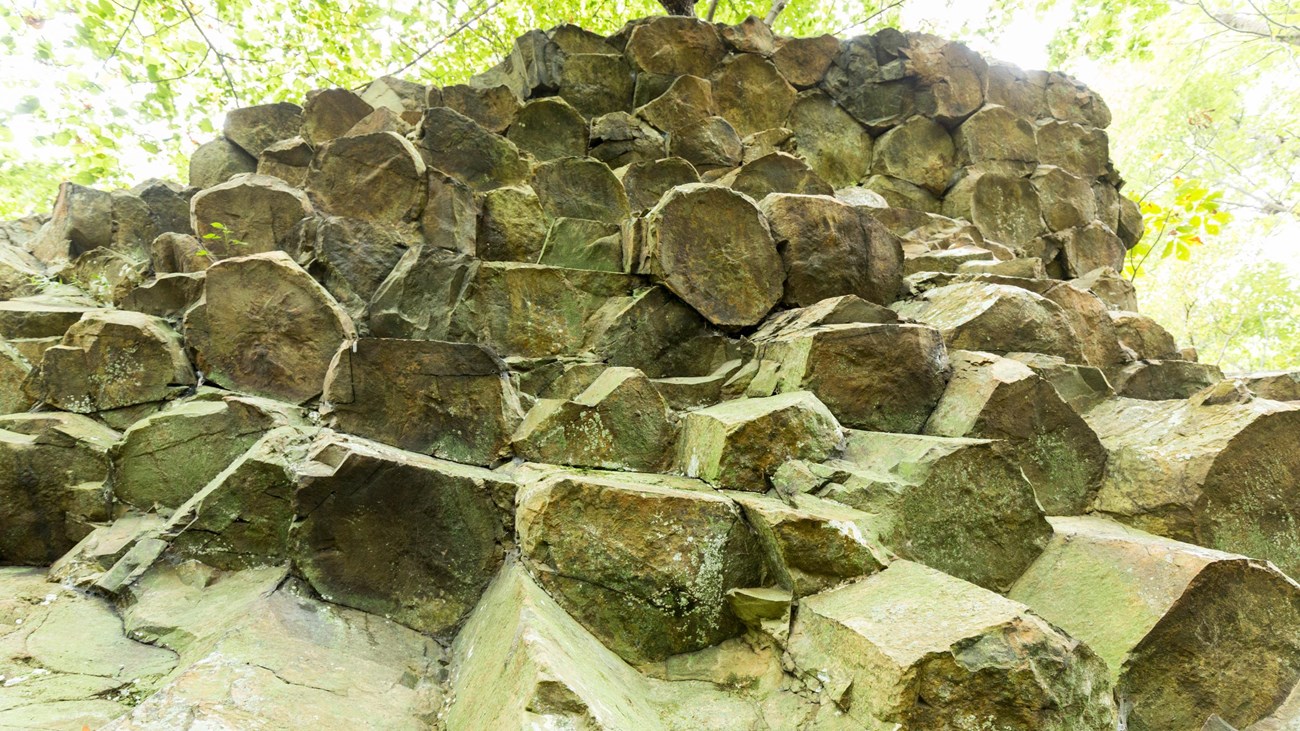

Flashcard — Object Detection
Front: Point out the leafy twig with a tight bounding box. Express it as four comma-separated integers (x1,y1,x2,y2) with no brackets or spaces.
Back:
181,0,239,105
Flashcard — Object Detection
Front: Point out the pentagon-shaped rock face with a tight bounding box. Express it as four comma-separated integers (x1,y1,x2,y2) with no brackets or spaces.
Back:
517,471,765,663
639,183,782,328
293,434,511,638
789,561,1117,729
189,173,313,255
186,251,355,404
305,131,427,224
1011,517,1300,730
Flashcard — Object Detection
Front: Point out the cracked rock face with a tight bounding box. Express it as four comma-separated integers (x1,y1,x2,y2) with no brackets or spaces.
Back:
4,14,1300,730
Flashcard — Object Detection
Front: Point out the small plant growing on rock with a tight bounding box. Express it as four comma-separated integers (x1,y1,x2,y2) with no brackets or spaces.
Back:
196,221,248,260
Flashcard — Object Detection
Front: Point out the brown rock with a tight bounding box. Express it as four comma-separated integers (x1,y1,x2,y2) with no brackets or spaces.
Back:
893,282,1085,361
871,116,956,195
418,107,530,192
719,153,833,201
772,34,839,88
441,83,521,133
305,131,427,225
787,90,873,189
616,156,700,211
506,97,590,161
188,138,257,189
623,17,726,77
301,88,374,146
710,54,796,137
223,102,303,157
530,157,630,224
189,173,313,256
667,116,743,172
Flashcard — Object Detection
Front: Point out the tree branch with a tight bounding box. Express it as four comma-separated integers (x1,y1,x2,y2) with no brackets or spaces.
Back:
383,0,503,78
764,0,789,25
705,0,720,22
105,0,142,65
1192,0,1300,46
181,0,239,105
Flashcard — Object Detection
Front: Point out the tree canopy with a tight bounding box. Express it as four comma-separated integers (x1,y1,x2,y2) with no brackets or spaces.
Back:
1,0,1296,370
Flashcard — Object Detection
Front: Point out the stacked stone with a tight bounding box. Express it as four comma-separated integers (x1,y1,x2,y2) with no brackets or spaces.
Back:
0,14,1298,731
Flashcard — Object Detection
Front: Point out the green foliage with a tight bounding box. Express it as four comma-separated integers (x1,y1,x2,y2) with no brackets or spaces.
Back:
1125,176,1231,277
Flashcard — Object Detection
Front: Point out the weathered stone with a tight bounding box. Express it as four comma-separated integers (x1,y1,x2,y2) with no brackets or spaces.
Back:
667,116,743,172
623,17,726,77
65,246,148,304
301,87,374,145
531,157,630,224
772,34,840,88
538,217,621,272
513,367,675,471
1007,351,1114,412
0,298,100,340
420,171,478,254
418,107,530,191
476,185,548,262
617,157,700,211
740,127,794,162
719,15,775,55
651,361,744,410
506,97,589,161
904,245,995,274
1036,120,1109,178
1112,359,1225,400
786,90,872,189
727,491,889,596
675,391,842,491
954,103,1037,174
0,413,118,563
944,171,1047,247
28,311,192,413
1047,221,1126,277
760,322,950,433
859,174,938,212
445,562,666,730
441,83,521,133
28,182,114,264
754,294,898,338
822,35,918,131
894,282,1085,361
871,116,955,195
1242,370,1300,401
256,135,314,187
639,183,781,328
186,251,355,403
588,111,666,168
1118,193,1144,248
189,173,313,256
1110,309,1180,360
924,350,1106,515
1045,72,1112,127
321,338,522,465
223,102,302,157
719,153,832,201
584,284,730,378
789,560,1116,729
110,393,297,512
367,245,478,340
0,567,178,727
823,429,1051,591
360,75,427,124
0,341,33,415
636,74,716,134
1084,397,1300,575
517,470,764,662
147,231,209,274
188,137,257,189
305,131,427,225
710,54,796,137
1012,517,1300,731
558,53,634,118
293,214,410,322
342,105,414,137
293,433,510,637
1031,164,1097,231
1040,280,1129,374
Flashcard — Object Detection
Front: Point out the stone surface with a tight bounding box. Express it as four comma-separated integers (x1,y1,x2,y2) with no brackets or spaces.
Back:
507,97,589,160
871,115,956,195
418,106,529,191
321,338,522,465
954,104,1038,174
28,310,193,413
1112,358,1225,400
517,470,765,663
1110,309,1181,360
667,116,743,172
531,156,631,224
618,157,701,211
924,350,1106,515
1011,517,1300,731
624,17,726,78
787,90,873,188
292,214,410,321
293,433,511,638
188,137,257,189
301,87,374,145
675,391,842,492
823,429,1051,591
638,183,782,328
710,54,796,136
943,171,1047,247
637,74,716,133
789,560,1117,729
894,281,1085,361
475,185,548,262
189,173,313,256
223,102,302,157
186,251,355,403
441,83,521,133
304,131,427,224
719,153,832,201
1084,397,1300,575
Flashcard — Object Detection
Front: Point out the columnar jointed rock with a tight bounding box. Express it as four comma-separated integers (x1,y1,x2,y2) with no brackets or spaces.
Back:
188,173,313,256
1011,517,1300,730
186,251,355,403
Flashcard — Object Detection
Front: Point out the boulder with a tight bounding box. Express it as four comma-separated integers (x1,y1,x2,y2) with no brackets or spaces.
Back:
1035,120,1109,178
894,282,1085,361
537,217,622,272
1242,370,1300,401
943,171,1047,247
27,311,193,413
110,393,299,511
637,183,782,328
623,17,726,77
300,87,374,145
953,104,1038,175
0,298,101,340
304,131,427,225
293,433,511,637
1051,221,1127,277
787,90,873,188
420,171,478,254
256,135,314,187
1110,310,1180,359
27,182,114,264
441,83,521,133
1011,517,1300,731
513,367,675,471
588,111,666,168
870,115,956,195
822,35,917,131
189,173,313,256
1006,351,1115,412
1070,266,1138,311
517,470,765,662
366,246,478,340
710,54,796,136
718,153,833,201
788,560,1116,729
636,74,716,133
556,53,634,118
772,34,840,88
506,97,589,161
759,322,949,433
863,173,942,212
360,75,427,123
583,284,730,378
476,185,548,262
1032,164,1098,231
445,562,666,730
675,391,842,492
418,107,530,191
0,413,118,563
223,102,303,157
1112,359,1224,400
186,251,355,403
188,137,257,189
293,214,410,321
666,116,743,172
924,350,1107,515
1083,396,1300,576
617,157,701,211
822,430,1051,591
321,338,523,465
531,157,630,224
0,341,33,415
